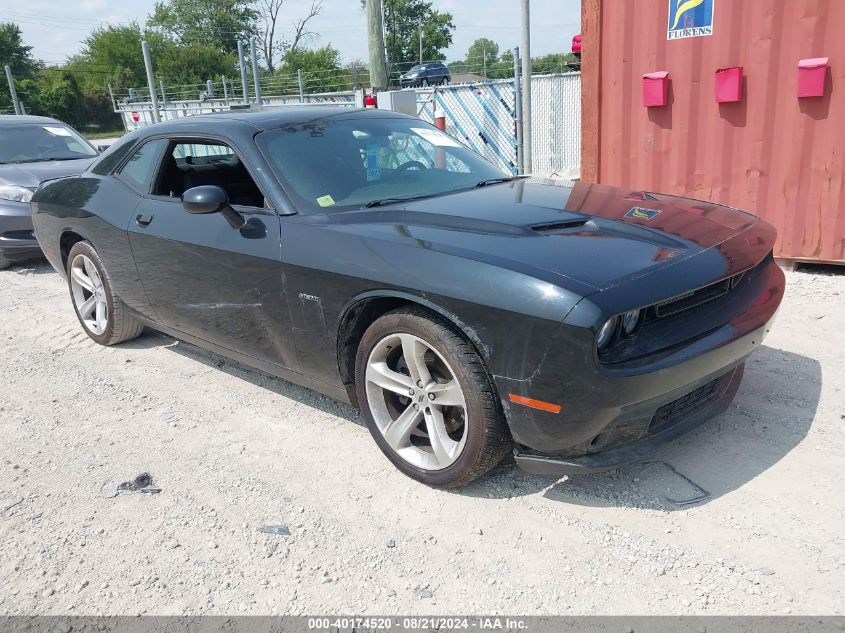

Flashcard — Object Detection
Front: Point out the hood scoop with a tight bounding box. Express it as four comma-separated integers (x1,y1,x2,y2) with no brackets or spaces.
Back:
530,218,591,235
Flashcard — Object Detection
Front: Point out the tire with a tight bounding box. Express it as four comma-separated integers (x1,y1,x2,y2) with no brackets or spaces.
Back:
441,77,450,85
66,241,144,346
421,79,430,87
355,306,511,488
0,255,10,271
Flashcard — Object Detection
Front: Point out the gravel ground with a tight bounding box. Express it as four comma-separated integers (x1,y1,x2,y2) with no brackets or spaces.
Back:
0,261,843,616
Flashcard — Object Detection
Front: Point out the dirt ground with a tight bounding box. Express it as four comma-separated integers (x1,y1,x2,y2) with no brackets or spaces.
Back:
0,261,843,616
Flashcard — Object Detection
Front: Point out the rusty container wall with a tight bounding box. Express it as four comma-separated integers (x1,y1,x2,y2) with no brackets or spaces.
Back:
581,0,845,264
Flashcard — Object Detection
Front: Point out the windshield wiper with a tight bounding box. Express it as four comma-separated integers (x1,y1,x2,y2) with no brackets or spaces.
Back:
474,176,528,188
363,193,437,208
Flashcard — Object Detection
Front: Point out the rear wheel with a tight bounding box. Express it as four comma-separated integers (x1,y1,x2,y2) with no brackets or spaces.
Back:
355,306,511,488
441,77,450,85
0,255,10,270
421,79,430,87
67,241,144,346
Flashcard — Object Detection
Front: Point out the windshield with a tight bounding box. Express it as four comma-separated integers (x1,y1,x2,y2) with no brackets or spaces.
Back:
0,124,98,164
257,116,505,213
407,65,425,73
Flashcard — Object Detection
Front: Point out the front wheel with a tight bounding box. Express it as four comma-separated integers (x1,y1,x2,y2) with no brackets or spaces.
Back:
355,307,511,488
67,241,144,346
0,255,10,270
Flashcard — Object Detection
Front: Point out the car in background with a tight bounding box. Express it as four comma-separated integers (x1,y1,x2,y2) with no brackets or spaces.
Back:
399,62,450,88
0,115,100,270
31,108,784,489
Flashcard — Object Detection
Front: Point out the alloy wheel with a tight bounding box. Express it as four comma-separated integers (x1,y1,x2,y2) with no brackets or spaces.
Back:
365,333,468,471
69,254,109,335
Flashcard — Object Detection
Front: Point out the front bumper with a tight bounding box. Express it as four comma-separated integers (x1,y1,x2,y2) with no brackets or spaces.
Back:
514,362,744,475
496,256,785,474
0,199,42,261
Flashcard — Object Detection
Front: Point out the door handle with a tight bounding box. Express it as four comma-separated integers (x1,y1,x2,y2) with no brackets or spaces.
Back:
136,214,154,227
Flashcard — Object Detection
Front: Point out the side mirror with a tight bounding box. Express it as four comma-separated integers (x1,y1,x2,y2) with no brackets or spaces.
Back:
181,185,245,229
182,185,229,215
96,144,110,153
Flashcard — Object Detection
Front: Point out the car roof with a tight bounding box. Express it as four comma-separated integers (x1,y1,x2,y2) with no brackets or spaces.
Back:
136,106,414,135
0,114,63,126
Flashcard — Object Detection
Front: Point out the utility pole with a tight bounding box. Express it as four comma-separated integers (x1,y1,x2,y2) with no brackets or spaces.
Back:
141,41,161,123
520,0,532,173
419,19,423,64
5,66,22,115
366,0,389,90
237,40,249,103
513,47,524,175
249,37,262,105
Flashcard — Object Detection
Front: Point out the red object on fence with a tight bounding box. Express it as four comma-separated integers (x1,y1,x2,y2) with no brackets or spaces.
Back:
131,111,140,122
434,107,447,169
364,93,377,108
715,67,743,103
798,58,829,98
572,34,582,54
642,71,669,107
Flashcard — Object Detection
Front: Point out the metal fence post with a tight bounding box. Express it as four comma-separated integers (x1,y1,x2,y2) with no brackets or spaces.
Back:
4,65,22,115
513,48,524,175
520,0,533,173
297,69,305,103
249,37,262,105
141,41,161,123
107,83,117,112
159,80,167,112
222,75,229,105
237,41,249,103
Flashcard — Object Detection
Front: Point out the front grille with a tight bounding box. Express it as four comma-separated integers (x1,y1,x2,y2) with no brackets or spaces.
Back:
1,230,35,241
648,371,732,436
654,270,747,318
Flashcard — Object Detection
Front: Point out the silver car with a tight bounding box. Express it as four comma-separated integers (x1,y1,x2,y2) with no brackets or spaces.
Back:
0,115,100,270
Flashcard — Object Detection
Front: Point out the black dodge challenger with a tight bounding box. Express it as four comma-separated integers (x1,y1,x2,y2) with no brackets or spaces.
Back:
31,107,785,488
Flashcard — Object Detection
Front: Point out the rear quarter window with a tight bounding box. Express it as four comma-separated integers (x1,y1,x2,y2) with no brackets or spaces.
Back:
91,140,137,176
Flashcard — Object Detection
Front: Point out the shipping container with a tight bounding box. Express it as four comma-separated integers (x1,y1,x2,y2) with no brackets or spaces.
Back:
581,0,845,265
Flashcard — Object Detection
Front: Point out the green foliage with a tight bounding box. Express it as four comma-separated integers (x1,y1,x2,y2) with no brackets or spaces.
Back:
147,0,258,55
375,0,455,73
531,52,578,75
0,23,38,78
466,38,499,74
280,45,351,94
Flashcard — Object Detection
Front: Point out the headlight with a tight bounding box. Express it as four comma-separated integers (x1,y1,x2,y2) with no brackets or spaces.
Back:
596,316,619,351
621,309,641,335
0,185,35,203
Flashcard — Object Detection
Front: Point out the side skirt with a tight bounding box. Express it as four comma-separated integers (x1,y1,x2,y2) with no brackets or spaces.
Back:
131,314,352,405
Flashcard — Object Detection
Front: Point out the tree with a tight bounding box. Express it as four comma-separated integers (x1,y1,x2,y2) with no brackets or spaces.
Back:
361,0,455,75
280,45,350,93
0,23,38,78
148,0,258,55
68,24,150,94
532,52,578,75
258,0,322,72
465,38,499,77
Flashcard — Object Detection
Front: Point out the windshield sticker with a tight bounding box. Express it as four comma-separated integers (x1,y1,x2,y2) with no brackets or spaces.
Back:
316,194,336,208
411,127,462,148
366,144,381,182
44,126,73,137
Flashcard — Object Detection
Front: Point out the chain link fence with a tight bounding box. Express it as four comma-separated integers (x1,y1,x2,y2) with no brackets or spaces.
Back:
114,73,581,178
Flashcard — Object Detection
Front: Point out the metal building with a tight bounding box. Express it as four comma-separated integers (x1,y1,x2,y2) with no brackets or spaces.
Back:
581,0,844,266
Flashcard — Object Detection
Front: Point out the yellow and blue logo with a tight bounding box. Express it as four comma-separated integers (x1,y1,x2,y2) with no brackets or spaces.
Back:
625,207,662,220
667,0,714,40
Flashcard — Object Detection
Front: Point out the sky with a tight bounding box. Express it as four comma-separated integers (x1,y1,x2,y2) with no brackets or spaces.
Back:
3,0,581,66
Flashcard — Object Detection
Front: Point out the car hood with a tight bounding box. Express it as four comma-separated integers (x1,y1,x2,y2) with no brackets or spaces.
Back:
329,180,765,292
0,158,95,188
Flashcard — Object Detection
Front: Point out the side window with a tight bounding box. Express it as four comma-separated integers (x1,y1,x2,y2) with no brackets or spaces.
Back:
118,139,167,192
152,140,264,208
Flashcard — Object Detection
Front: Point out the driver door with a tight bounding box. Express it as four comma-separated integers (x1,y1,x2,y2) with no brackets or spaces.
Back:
127,137,300,372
